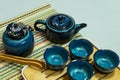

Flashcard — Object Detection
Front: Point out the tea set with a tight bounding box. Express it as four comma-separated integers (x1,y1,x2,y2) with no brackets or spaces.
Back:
1,13,120,80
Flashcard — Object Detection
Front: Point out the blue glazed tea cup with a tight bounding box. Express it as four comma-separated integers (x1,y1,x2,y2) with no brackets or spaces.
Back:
67,60,94,80
34,13,87,44
44,46,70,70
94,49,119,73
2,22,34,57
69,39,93,60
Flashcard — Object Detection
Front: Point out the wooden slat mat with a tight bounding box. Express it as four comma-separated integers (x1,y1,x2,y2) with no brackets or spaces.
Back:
22,43,120,80
0,4,57,80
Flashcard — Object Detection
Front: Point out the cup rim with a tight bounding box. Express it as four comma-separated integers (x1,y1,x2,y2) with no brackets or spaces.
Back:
94,49,120,70
67,60,94,80
69,39,94,58
44,46,70,67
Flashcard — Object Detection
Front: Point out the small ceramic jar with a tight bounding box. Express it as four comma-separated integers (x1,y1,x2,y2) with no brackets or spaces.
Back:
2,22,34,57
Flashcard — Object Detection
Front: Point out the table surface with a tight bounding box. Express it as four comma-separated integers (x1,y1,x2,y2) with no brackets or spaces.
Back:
0,0,120,68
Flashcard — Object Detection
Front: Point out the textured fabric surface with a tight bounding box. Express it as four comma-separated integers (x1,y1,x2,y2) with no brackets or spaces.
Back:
0,4,58,80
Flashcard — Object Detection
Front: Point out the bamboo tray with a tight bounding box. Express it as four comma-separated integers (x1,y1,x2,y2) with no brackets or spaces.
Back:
22,42,120,80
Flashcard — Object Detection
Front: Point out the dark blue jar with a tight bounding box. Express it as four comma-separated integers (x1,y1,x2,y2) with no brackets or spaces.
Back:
2,22,34,57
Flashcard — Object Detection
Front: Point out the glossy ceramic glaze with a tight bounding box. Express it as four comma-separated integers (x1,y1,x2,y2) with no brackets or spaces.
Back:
44,46,69,70
67,60,94,80
69,39,93,60
2,22,34,57
34,13,87,44
94,49,119,73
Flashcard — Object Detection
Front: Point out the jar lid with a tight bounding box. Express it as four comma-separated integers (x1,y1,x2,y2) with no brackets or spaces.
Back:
48,14,74,30
6,22,28,40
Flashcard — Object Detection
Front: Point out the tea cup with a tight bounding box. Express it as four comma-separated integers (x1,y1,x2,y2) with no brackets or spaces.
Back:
44,46,70,70
67,60,94,80
69,39,93,60
94,49,119,73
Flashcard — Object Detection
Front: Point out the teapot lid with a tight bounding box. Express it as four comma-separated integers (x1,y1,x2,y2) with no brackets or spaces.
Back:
48,14,74,31
6,22,28,40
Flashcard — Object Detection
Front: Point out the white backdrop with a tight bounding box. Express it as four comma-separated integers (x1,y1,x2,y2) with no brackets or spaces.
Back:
0,0,120,67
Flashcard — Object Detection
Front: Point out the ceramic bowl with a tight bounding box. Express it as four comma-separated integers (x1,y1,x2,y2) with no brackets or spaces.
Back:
69,39,93,60
44,46,69,70
94,49,119,73
67,60,94,80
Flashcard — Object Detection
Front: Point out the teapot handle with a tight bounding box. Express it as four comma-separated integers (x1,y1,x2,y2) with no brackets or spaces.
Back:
74,23,87,34
34,20,46,32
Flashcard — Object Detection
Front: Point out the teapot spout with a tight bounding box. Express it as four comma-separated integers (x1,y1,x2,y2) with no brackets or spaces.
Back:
74,23,87,34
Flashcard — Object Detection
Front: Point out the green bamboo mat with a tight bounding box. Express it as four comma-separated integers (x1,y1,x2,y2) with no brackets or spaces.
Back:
0,4,58,80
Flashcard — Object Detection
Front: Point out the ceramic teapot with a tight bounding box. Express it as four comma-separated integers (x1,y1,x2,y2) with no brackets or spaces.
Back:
34,13,87,44
2,22,34,57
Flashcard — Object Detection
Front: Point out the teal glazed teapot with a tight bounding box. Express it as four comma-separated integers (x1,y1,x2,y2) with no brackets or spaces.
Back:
34,13,87,44
2,22,34,57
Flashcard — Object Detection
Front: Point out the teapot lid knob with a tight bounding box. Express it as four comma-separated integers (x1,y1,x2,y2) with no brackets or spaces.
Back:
58,15,65,22
6,22,28,40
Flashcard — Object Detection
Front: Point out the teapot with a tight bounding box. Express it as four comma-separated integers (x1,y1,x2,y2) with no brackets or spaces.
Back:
34,13,87,44
2,22,34,57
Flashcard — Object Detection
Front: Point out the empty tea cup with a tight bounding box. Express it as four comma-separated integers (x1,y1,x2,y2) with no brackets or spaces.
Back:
34,13,87,44
69,39,93,60
44,46,69,70
94,49,119,73
67,60,94,80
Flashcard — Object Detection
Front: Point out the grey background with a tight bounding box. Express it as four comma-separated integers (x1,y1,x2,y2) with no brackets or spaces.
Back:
0,0,120,67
